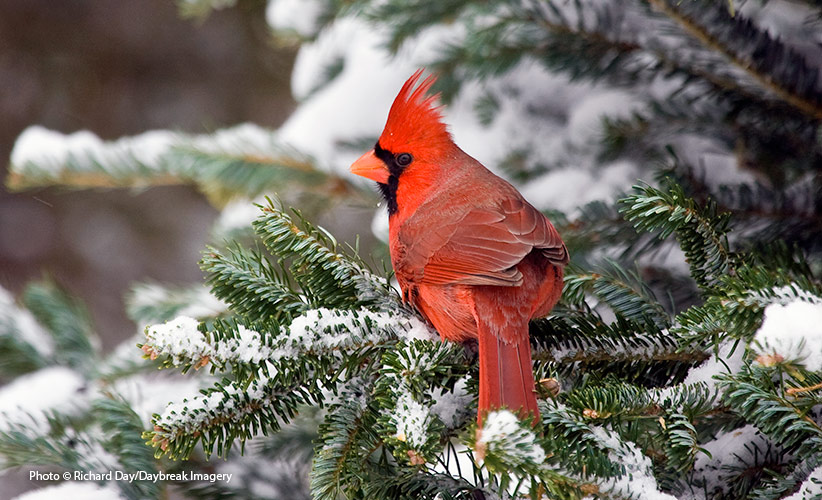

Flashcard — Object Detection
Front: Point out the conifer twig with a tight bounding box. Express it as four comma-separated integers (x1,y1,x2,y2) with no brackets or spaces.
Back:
649,0,822,120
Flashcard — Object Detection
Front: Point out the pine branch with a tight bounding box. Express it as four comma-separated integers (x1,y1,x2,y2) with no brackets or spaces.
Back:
311,395,379,500
564,261,671,329
587,423,675,499
718,366,822,459
562,381,717,474
167,145,336,205
671,166,822,247
6,125,353,207
0,288,49,378
359,467,480,500
749,455,822,500
662,412,700,473
141,316,275,376
94,397,161,499
539,400,624,479
201,244,306,324
0,413,103,472
428,1,651,102
649,0,822,120
145,373,318,460
621,181,735,291
143,306,435,462
361,0,477,53
376,340,469,465
563,383,655,422
473,410,547,496
674,275,822,346
530,315,708,367
252,200,395,310
558,200,664,268
22,281,97,373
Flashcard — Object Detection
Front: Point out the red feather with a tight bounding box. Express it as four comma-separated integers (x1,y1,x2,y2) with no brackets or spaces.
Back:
351,71,569,426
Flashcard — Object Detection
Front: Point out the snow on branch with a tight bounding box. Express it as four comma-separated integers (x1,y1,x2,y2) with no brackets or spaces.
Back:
0,286,54,374
7,124,329,202
475,410,545,469
753,298,822,371
531,315,707,366
147,374,310,459
142,308,436,373
377,339,469,465
783,464,822,500
142,316,271,370
144,307,438,459
590,425,677,500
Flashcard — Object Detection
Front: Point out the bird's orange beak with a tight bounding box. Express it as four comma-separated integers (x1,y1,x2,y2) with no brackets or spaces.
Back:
350,150,389,184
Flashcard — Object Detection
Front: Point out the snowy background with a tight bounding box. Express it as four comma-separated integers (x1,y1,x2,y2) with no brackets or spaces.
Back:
3,0,822,499
0,2,295,497
0,0,295,351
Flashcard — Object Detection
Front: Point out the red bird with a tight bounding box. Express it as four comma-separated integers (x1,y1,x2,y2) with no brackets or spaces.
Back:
350,70,568,424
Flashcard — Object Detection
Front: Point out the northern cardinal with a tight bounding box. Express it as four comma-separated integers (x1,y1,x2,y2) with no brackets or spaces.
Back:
350,70,568,425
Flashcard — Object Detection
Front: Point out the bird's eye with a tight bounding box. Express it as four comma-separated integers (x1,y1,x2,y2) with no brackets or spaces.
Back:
396,153,413,166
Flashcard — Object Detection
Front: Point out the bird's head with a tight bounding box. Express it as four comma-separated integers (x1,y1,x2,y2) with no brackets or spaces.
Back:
350,70,454,214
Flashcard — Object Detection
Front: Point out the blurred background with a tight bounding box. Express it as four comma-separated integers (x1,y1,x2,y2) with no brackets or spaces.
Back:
0,0,296,351
2,1,821,498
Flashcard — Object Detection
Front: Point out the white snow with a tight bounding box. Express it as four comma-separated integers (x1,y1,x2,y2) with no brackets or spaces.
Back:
129,283,228,324
691,424,775,497
0,286,54,357
746,285,822,308
475,409,545,466
144,307,435,375
520,160,638,214
11,126,109,171
567,91,644,147
143,316,211,364
10,126,176,174
590,426,676,500
150,307,435,432
275,307,436,360
434,441,482,488
753,300,822,371
213,197,266,237
154,374,272,433
392,392,433,449
430,377,472,428
146,316,271,366
186,123,277,156
697,152,758,187
108,373,206,427
9,123,280,183
396,315,439,342
276,17,419,171
12,482,125,500
266,0,325,37
683,341,746,390
783,464,822,500
0,367,86,431
370,209,389,244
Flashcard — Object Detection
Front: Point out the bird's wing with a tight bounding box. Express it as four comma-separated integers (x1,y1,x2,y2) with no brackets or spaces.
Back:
397,196,568,286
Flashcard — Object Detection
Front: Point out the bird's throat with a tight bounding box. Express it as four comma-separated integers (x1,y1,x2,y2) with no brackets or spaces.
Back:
377,176,400,216
373,142,404,217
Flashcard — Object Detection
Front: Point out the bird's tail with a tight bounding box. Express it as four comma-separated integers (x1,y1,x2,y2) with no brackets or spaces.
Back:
477,319,539,426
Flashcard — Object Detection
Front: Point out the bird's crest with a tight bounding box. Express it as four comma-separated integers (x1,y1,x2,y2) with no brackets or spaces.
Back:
379,69,451,155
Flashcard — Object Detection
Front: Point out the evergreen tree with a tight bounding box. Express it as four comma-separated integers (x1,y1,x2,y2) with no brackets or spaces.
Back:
2,0,822,499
